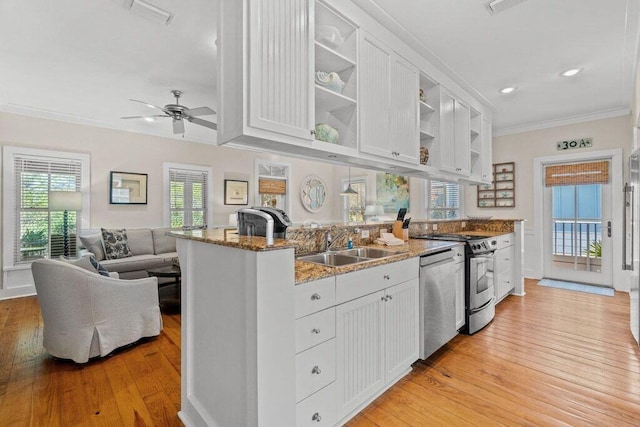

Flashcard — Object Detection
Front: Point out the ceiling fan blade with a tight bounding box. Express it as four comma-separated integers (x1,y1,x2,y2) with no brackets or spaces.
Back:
121,114,169,120
129,99,166,112
188,117,218,130
184,106,216,117
173,118,185,134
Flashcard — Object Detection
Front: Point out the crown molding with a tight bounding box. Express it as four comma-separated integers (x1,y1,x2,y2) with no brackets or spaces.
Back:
0,103,218,146
493,108,631,137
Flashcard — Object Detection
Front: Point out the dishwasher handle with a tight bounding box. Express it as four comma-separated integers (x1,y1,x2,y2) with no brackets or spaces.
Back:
420,249,455,267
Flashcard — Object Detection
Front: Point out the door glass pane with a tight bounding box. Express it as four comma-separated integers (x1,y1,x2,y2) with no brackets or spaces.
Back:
551,184,602,272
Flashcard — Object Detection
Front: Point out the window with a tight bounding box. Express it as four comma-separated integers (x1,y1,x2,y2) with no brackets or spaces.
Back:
427,180,463,219
256,160,290,212
164,164,212,229
342,179,367,223
2,147,89,266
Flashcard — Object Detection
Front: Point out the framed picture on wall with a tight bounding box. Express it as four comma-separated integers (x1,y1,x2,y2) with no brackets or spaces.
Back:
224,180,249,205
109,171,148,204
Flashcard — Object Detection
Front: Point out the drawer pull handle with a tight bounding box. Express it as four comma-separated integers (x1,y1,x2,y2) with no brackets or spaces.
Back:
311,365,321,375
383,275,390,280
388,295,393,300
504,258,510,261
311,328,321,334
311,293,321,301
312,412,322,422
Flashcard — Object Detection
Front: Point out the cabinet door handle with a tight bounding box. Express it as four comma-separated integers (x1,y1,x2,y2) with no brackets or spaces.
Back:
388,295,393,301
312,412,322,422
311,129,316,136
311,328,321,334
311,293,321,301
311,366,321,375
381,296,386,301
383,275,390,280
504,258,510,261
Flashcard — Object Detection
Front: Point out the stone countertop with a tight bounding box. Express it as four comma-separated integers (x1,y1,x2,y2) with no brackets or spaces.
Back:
295,239,463,285
168,228,296,251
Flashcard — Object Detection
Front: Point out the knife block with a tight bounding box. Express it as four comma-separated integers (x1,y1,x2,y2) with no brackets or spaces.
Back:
392,221,408,241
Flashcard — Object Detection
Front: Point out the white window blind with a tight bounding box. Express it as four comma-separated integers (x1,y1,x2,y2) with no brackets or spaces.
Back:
427,180,462,219
14,155,82,263
169,168,208,228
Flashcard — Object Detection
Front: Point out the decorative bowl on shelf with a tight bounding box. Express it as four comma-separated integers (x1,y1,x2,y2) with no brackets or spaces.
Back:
314,123,339,144
315,71,345,94
316,25,344,49
420,147,429,165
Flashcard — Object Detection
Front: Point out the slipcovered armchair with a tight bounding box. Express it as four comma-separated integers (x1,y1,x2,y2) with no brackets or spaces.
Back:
31,258,163,363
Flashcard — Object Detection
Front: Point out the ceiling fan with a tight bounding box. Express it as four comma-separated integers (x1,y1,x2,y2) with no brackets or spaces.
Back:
121,89,217,134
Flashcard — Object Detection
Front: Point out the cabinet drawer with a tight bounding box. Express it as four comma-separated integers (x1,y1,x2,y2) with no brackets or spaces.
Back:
296,383,336,427
296,307,336,354
497,233,515,249
494,249,514,274
336,258,419,305
296,339,336,402
296,277,336,319
495,271,514,301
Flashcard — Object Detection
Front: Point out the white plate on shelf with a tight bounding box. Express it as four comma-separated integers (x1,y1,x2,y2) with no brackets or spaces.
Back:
467,215,492,220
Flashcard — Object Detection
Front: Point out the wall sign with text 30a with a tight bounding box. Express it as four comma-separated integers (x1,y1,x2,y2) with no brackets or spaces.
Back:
557,137,592,151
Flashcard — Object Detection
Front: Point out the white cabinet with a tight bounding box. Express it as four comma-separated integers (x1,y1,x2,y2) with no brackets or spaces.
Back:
453,246,466,330
335,290,386,418
438,89,471,176
469,112,492,184
219,0,314,145
494,233,515,302
480,118,493,183
335,258,419,422
359,31,419,164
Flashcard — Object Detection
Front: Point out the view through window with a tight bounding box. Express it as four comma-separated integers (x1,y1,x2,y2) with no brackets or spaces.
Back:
169,167,209,229
427,180,462,219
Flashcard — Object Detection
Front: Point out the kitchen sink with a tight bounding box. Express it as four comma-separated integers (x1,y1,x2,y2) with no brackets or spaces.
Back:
338,247,399,259
296,247,406,267
296,252,370,266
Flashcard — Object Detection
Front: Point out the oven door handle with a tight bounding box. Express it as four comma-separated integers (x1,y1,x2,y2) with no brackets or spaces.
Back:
469,296,496,314
471,253,495,260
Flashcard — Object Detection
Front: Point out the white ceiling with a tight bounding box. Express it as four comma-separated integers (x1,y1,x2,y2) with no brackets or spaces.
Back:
0,0,638,143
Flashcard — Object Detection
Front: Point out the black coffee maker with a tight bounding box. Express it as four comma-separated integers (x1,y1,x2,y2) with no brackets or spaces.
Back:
236,207,292,240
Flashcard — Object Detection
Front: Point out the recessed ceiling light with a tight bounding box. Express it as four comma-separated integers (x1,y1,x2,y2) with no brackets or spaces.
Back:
144,117,155,122
499,86,517,94
561,68,582,77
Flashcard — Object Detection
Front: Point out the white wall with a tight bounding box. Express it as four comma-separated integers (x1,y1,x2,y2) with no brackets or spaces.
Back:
0,112,340,297
465,115,633,283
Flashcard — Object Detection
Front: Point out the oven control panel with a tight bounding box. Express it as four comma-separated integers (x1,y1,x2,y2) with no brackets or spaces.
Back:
469,239,498,255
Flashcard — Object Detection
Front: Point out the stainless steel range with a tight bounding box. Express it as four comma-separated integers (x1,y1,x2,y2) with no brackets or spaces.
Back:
414,233,498,334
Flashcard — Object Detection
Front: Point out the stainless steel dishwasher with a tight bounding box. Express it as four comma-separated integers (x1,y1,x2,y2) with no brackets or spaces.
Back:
419,248,457,360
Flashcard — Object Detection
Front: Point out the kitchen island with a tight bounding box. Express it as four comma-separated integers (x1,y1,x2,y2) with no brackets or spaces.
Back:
169,220,523,426
169,228,458,426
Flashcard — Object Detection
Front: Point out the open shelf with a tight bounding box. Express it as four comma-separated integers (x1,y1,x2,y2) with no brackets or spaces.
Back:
315,85,356,112
315,41,356,72
420,129,435,140
419,101,435,116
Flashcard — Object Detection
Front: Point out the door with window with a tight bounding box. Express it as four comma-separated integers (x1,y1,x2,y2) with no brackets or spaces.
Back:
543,160,612,286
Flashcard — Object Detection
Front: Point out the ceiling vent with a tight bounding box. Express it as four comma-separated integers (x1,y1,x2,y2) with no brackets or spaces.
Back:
123,0,175,26
485,0,528,15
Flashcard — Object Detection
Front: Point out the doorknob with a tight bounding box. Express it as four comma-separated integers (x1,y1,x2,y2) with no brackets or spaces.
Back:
607,221,611,238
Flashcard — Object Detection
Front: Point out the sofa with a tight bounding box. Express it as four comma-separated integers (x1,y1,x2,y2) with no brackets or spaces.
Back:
79,228,178,280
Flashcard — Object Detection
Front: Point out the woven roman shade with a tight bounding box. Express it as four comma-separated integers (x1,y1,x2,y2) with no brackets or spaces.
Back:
258,178,286,194
545,161,609,187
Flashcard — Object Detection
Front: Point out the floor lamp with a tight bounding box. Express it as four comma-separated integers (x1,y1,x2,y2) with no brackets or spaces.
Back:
49,191,82,258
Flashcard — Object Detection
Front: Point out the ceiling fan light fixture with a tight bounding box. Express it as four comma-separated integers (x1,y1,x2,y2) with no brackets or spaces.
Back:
499,86,517,94
143,117,155,122
123,0,175,26
561,68,582,77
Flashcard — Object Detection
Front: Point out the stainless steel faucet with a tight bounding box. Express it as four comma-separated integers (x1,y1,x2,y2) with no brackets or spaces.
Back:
325,226,359,251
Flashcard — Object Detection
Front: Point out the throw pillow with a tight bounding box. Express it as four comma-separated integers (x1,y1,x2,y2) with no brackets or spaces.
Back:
60,255,110,276
101,228,133,260
88,256,111,277
79,234,106,261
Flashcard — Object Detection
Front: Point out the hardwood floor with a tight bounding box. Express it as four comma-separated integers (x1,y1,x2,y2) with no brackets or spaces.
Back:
1,278,639,426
